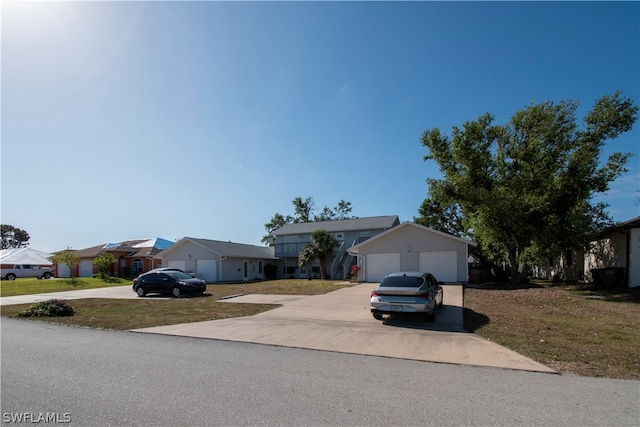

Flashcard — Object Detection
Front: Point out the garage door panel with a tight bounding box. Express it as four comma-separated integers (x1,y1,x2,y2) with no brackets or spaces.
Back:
366,253,400,282
196,259,217,283
167,260,186,271
419,251,457,282
79,260,93,277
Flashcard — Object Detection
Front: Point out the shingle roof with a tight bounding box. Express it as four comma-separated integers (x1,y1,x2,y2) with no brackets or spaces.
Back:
173,238,277,259
272,215,400,235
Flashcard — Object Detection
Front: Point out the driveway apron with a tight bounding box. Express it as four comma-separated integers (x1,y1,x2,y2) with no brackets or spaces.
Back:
134,284,555,373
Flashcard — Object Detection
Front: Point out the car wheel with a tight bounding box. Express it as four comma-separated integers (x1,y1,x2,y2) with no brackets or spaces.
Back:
372,313,384,321
5,273,16,281
172,287,181,298
43,272,52,279
136,287,146,297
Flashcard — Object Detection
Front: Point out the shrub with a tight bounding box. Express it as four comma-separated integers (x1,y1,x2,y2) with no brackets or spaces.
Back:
18,299,76,317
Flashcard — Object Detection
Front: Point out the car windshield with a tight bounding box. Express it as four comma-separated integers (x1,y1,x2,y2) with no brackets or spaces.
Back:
380,275,424,288
163,271,193,280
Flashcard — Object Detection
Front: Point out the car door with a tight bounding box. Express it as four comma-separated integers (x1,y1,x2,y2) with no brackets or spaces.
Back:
142,273,159,293
427,274,443,306
156,273,172,294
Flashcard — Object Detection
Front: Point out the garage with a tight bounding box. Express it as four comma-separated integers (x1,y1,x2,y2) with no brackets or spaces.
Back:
78,260,93,277
196,259,217,283
57,263,71,278
167,260,186,271
349,222,475,284
366,253,400,282
419,251,457,282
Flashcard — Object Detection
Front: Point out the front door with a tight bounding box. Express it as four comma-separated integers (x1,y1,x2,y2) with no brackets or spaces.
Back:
243,261,249,281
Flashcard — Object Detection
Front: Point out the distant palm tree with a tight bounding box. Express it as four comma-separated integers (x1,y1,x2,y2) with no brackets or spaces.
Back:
298,229,339,279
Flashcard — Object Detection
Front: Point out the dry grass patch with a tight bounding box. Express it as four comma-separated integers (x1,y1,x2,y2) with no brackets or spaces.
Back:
464,283,640,379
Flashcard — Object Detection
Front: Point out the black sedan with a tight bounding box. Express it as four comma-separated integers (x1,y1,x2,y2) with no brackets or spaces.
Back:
133,270,206,298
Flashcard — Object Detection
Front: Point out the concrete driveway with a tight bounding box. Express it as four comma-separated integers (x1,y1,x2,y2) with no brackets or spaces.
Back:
134,284,555,373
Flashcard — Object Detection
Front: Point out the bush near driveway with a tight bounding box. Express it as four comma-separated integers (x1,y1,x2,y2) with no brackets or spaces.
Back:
464,282,640,380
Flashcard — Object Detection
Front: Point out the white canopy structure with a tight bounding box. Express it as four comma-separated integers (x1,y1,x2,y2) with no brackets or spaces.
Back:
0,247,53,266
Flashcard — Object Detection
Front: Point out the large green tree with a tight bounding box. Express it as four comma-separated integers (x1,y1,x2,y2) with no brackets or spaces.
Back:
1,225,30,249
418,92,638,283
298,229,340,280
262,197,355,245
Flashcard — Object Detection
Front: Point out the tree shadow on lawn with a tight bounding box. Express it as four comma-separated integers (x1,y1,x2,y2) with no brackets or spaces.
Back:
566,283,640,304
462,307,490,332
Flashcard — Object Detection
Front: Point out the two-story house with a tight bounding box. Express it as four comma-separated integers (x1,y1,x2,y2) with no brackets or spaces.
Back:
271,215,400,279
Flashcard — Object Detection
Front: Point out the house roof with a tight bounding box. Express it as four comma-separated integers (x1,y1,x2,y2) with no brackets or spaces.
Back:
618,216,640,229
62,238,174,259
157,237,277,260
590,215,640,240
348,221,476,253
0,247,53,265
272,215,400,236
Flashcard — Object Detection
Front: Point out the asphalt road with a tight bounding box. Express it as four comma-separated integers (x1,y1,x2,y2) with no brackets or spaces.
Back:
2,318,638,426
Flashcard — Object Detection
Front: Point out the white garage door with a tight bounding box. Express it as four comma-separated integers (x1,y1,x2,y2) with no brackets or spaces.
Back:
57,263,71,278
366,253,400,282
419,251,457,282
79,260,93,277
196,259,217,283
167,260,186,271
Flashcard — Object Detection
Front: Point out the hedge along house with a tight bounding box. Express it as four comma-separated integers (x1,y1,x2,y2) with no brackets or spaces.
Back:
271,215,400,280
155,237,279,283
54,238,173,278
347,222,476,283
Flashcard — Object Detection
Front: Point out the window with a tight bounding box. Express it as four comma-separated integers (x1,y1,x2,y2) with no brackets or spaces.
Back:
335,233,344,241
359,231,372,240
283,235,300,253
258,261,263,275
565,250,573,266
132,259,143,273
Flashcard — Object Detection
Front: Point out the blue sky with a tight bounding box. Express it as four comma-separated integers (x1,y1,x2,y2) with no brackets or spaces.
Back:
2,1,639,253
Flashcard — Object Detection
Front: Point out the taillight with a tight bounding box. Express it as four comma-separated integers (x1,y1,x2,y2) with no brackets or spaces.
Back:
415,293,429,299
371,291,379,297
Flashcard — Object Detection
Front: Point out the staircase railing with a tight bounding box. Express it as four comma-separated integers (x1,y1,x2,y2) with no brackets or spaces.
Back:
330,241,346,279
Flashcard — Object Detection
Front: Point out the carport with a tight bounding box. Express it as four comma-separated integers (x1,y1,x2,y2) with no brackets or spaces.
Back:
348,222,475,283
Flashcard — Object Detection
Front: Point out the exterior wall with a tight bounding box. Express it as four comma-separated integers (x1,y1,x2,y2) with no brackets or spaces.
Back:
533,248,585,282
274,228,391,279
160,241,279,282
160,244,221,277
354,226,469,283
630,228,640,288
274,228,387,258
585,232,628,282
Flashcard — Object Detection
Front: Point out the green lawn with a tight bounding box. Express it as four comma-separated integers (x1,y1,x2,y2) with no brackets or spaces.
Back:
0,276,132,297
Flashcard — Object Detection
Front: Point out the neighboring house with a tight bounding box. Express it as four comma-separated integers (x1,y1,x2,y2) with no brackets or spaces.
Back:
155,237,279,283
271,215,400,280
534,216,640,288
347,222,475,283
533,248,585,282
0,247,53,267
54,238,173,278
584,216,640,288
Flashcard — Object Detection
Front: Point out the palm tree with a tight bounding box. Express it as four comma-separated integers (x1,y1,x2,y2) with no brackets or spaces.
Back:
298,229,339,279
